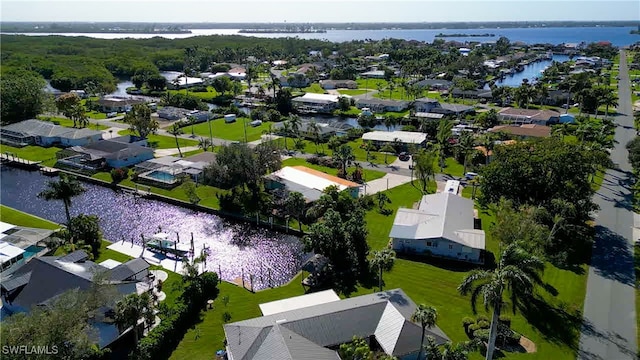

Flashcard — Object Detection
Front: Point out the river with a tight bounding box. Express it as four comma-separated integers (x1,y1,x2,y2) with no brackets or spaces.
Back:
2,26,637,46
494,54,571,87
0,166,309,290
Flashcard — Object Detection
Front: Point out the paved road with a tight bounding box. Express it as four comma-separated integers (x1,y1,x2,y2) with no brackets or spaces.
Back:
578,50,638,360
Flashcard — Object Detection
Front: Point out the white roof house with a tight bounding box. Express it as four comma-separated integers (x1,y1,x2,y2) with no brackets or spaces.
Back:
266,166,360,202
172,76,204,87
0,241,26,267
390,192,485,262
0,221,17,240
362,131,427,145
259,289,340,316
292,93,340,104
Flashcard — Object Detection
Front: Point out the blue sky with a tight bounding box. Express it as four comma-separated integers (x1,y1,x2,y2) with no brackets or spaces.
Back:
2,0,639,22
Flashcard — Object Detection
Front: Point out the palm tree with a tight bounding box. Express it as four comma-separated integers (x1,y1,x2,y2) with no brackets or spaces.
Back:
285,191,306,232
414,149,437,194
364,141,376,162
168,123,184,157
370,248,395,291
188,116,197,138
198,137,212,152
115,292,155,345
282,122,291,150
436,120,453,171
384,116,397,132
457,244,544,360
552,123,571,141
38,173,86,225
456,131,476,175
479,133,497,165
288,115,301,139
333,144,355,176
380,143,396,165
598,87,618,118
412,304,438,360
307,122,322,154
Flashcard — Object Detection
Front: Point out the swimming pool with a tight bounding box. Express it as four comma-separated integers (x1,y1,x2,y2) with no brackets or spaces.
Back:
23,245,45,259
145,170,177,182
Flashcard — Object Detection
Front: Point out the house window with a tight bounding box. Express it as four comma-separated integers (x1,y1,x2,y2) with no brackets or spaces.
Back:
449,244,454,250
426,241,432,247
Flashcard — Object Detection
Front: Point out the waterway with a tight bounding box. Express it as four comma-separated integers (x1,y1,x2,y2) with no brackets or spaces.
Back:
2,26,637,46
0,166,309,290
494,54,571,87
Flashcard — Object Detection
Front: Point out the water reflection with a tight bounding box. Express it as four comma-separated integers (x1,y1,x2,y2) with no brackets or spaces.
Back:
0,166,309,289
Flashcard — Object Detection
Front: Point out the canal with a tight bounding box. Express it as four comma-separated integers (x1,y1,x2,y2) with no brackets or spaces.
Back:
0,166,309,290
494,54,570,87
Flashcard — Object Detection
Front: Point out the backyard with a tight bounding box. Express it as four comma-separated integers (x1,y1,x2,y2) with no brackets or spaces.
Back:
117,130,200,149
281,157,386,182
0,144,62,167
187,117,271,142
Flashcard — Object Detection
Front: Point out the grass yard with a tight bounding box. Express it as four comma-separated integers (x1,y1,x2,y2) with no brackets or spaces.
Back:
270,138,397,165
38,116,109,130
337,89,370,96
373,87,412,101
303,83,326,94
87,111,107,119
0,144,62,167
442,157,465,177
117,130,200,149
189,118,270,142
167,87,221,101
169,181,587,360
0,205,61,230
356,78,389,90
281,157,386,182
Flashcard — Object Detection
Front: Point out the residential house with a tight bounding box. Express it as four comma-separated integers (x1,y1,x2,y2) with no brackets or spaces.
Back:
1,119,103,147
390,192,485,263
430,103,475,117
157,106,190,121
0,221,54,274
291,93,341,113
487,124,552,138
450,88,493,100
361,131,427,149
361,70,387,79
265,166,360,202
224,288,450,360
97,97,146,113
0,251,152,348
60,140,154,170
168,76,204,89
414,79,453,91
70,90,88,99
134,152,215,186
319,79,358,90
497,107,560,125
273,121,337,141
355,99,410,113
279,73,310,88
413,97,441,113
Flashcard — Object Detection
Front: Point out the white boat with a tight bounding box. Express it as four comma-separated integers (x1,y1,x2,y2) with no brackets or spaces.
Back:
144,232,191,257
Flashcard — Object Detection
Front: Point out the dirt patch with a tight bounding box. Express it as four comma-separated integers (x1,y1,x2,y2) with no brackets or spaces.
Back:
519,336,537,353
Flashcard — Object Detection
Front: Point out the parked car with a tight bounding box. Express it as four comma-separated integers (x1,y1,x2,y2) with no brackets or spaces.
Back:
107,112,117,118
464,172,479,180
398,152,410,161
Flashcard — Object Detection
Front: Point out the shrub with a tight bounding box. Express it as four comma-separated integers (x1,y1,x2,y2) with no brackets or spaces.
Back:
462,317,475,332
467,324,480,333
473,329,490,342
476,315,489,323
499,315,511,328
109,168,128,183
357,195,375,210
222,311,232,323
477,320,490,329
307,156,321,165
337,168,347,179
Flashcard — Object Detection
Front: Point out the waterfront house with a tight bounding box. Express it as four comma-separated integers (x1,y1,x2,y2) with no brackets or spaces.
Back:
450,88,493,100
1,119,103,148
168,76,204,89
319,79,358,90
97,97,146,113
355,99,410,113
265,166,360,202
157,106,190,121
488,124,551,139
291,93,341,113
361,70,387,79
414,79,453,91
224,288,450,360
430,103,475,117
389,192,485,263
497,107,560,125
0,251,152,348
413,97,441,113
361,131,427,149
272,121,337,141
279,73,310,88
60,140,154,170
0,221,54,274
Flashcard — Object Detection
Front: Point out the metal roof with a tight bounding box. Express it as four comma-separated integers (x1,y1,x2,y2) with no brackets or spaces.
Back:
259,290,341,316
1,119,102,140
109,258,149,281
224,288,450,360
389,192,485,250
362,131,427,144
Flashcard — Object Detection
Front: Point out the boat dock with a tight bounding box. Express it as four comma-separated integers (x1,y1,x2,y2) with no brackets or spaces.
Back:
0,153,42,168
39,167,60,176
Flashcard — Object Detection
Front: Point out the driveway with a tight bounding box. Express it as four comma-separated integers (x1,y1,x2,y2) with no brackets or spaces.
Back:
578,49,637,360
362,173,413,195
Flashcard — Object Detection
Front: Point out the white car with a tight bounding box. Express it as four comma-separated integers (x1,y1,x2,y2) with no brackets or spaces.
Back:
464,172,479,180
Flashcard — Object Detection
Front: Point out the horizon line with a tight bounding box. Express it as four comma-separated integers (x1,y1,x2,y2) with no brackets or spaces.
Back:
2,20,637,24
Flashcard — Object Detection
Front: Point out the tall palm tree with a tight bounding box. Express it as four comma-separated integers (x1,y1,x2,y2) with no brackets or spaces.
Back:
282,122,291,150
457,244,544,360
168,123,184,157
115,292,155,345
370,248,395,291
436,120,453,171
384,116,397,132
285,191,306,232
307,122,322,154
380,143,396,165
288,115,301,139
414,149,437,194
412,304,438,360
38,173,86,225
198,137,212,152
456,131,476,175
598,87,618,118
333,144,355,176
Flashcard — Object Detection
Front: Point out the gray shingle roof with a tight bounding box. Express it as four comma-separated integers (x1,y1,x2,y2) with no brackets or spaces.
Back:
1,119,102,140
59,250,89,263
109,258,149,281
224,288,450,360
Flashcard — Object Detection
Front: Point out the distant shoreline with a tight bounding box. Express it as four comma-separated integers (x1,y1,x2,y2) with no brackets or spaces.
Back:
1,29,192,34
238,29,326,34
435,33,496,37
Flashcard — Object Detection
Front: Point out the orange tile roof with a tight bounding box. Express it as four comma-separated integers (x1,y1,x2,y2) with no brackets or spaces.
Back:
291,166,360,188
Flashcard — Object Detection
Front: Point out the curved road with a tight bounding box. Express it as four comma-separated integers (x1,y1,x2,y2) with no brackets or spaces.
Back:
578,50,637,360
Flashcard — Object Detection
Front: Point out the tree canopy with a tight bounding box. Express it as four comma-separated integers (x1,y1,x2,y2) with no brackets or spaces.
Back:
0,70,49,125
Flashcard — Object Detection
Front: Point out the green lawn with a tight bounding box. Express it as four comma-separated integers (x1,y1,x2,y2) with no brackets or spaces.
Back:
91,173,224,210
303,83,326,94
356,78,389,90
188,118,270,142
373,87,413,101
270,138,397,165
338,89,370,96
0,205,61,230
281,157,386,182
87,111,107,119
442,157,466,177
167,87,221,101
169,181,587,360
0,144,62,167
117,130,200,149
